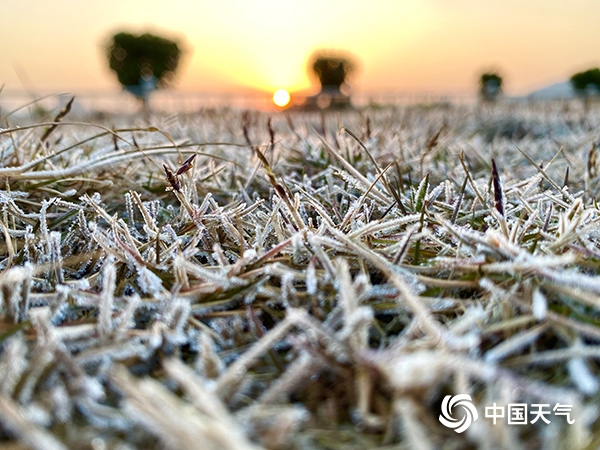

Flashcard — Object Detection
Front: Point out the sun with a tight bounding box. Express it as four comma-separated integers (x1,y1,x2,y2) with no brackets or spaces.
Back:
273,89,291,108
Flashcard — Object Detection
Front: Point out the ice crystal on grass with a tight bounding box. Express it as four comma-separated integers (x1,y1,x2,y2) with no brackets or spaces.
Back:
0,265,33,323
0,100,599,448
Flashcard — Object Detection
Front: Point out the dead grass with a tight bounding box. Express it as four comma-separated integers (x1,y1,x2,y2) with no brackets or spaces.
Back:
1,98,600,449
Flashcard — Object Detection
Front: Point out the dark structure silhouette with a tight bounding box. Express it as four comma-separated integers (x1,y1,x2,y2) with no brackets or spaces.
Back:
479,72,503,102
304,50,357,109
106,32,182,111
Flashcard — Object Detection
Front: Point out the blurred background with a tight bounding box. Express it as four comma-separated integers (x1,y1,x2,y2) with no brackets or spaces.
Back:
1,0,599,112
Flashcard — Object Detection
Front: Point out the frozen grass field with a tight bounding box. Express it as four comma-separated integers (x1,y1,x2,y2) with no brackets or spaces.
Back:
1,99,600,449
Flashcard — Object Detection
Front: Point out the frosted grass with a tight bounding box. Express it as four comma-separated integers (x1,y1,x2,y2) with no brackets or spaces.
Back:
0,99,599,448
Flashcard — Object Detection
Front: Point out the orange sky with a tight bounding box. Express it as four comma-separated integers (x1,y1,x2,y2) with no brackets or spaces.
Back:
1,0,599,97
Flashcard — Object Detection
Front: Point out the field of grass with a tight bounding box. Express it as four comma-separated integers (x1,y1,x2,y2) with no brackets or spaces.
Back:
1,98,600,449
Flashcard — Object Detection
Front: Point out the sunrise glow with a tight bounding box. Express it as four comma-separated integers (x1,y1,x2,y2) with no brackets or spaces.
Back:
272,89,291,108
1,1,599,97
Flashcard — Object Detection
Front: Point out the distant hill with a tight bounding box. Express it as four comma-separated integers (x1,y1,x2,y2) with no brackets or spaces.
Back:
526,81,575,100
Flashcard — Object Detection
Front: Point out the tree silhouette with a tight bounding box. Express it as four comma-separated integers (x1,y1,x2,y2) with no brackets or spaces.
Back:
479,72,503,102
308,50,357,109
106,32,182,111
570,68,600,96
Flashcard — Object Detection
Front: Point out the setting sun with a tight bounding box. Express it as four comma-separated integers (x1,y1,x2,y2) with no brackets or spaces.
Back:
273,89,291,107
